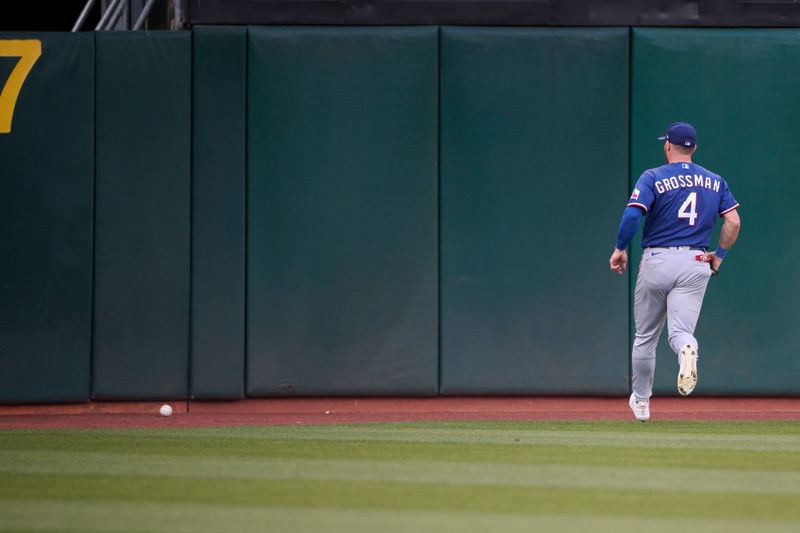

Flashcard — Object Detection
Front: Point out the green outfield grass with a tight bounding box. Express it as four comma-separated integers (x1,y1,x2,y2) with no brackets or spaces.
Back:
2,421,800,532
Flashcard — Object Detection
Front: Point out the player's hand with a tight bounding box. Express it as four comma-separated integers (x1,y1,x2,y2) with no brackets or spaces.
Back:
709,253,723,276
699,252,723,276
609,248,627,275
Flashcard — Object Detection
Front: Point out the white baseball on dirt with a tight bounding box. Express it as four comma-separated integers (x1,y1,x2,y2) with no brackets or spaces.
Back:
159,404,173,417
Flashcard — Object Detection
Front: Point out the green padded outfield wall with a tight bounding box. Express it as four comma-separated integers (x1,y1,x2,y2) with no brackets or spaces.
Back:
632,28,800,395
0,33,94,403
93,32,191,399
7,27,800,403
439,28,630,394
246,27,439,395
191,27,246,399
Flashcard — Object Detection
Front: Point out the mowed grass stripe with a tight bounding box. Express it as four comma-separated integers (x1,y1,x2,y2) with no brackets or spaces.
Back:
2,501,799,533
5,423,800,452
400,420,800,434
3,449,800,495
226,427,800,452
3,474,800,522
3,427,800,472
253,439,800,470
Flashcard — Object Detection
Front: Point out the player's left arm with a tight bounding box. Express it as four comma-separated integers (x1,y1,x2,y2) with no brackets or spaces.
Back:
707,179,741,275
709,209,740,274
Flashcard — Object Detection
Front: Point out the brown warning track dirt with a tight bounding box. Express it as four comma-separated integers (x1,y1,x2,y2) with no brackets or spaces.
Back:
1,397,800,429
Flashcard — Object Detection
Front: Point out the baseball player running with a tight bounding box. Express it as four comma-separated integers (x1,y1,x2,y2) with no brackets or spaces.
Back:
609,122,741,421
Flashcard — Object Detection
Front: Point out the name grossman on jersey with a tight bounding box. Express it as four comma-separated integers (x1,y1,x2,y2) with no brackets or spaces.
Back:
653,174,721,195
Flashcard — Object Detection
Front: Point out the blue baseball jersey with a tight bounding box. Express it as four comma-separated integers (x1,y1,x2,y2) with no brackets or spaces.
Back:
628,162,739,248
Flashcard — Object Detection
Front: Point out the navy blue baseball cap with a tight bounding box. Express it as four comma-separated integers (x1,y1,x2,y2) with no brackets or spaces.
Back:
657,122,697,148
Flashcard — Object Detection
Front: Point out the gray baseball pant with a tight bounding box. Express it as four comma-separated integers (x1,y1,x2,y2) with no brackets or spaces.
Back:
631,247,712,401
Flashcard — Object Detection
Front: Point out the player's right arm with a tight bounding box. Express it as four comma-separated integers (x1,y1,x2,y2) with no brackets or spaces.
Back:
609,172,654,275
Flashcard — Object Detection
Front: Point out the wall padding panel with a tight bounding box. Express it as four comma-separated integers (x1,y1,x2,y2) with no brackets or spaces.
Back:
246,27,439,396
93,32,191,399
440,27,630,394
0,33,94,403
632,28,800,395
190,26,246,399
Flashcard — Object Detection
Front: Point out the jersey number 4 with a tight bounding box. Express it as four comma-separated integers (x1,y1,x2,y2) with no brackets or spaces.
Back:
678,192,698,226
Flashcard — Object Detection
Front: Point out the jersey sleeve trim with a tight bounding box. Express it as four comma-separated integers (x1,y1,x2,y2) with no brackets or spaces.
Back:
627,202,648,213
719,203,740,216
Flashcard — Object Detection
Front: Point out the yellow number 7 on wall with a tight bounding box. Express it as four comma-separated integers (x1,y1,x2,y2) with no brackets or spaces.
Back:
0,39,42,134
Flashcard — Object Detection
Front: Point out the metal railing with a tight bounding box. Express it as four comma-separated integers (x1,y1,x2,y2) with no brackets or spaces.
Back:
133,0,160,30
71,0,98,31
72,0,165,32
95,0,126,30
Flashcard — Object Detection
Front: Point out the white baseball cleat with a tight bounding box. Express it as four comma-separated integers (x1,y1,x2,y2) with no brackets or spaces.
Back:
629,393,650,421
677,344,698,396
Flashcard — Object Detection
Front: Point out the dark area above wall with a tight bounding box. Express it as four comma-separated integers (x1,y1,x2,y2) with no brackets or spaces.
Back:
0,1,98,31
190,0,800,27
1,0,173,32
7,1,800,31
